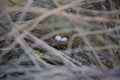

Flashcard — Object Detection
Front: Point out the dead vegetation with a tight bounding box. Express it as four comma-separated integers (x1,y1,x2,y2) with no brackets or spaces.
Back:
0,0,120,80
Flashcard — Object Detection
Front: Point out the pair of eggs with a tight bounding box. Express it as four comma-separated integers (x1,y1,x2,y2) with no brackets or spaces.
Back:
55,35,68,41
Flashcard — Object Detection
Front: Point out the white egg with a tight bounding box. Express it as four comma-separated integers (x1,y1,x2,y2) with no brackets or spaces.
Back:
55,35,62,41
61,37,68,41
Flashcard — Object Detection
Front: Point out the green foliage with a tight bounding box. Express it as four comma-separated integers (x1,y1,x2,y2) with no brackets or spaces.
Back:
43,16,59,24
42,16,73,33
0,24,2,29
33,50,44,56
81,26,90,32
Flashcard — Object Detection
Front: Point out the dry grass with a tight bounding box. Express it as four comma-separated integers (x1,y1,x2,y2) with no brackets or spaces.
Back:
0,0,120,80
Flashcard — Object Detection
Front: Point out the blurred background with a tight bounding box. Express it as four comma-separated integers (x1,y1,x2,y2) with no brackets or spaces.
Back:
0,0,120,80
